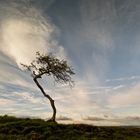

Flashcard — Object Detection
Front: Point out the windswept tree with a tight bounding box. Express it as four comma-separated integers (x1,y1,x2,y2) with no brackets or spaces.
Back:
21,52,74,122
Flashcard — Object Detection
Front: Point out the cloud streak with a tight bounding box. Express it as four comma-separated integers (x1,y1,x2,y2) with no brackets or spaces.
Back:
0,0,66,67
108,83,140,108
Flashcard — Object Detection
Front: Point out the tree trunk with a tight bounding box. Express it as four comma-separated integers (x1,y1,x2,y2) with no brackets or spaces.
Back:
33,77,56,122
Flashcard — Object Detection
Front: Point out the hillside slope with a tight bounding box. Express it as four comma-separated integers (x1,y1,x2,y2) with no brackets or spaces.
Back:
0,115,140,140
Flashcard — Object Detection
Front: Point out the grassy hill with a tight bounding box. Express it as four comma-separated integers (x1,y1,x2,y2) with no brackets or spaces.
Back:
0,115,139,140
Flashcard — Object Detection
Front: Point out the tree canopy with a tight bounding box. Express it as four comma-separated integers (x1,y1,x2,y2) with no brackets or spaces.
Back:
21,52,75,85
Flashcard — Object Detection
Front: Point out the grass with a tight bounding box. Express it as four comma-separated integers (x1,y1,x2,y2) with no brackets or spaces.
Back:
0,115,139,140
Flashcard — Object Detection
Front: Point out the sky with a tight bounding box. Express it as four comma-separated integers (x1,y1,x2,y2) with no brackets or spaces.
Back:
0,0,140,126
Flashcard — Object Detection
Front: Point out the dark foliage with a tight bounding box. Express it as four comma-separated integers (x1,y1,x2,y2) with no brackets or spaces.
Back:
21,52,75,85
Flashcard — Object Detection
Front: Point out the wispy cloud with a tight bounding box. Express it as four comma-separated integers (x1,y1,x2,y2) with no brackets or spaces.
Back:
0,0,66,67
56,116,73,121
0,98,14,106
106,76,140,83
82,115,140,126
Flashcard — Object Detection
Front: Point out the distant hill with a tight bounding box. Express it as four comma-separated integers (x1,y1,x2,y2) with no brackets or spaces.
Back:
0,115,140,140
